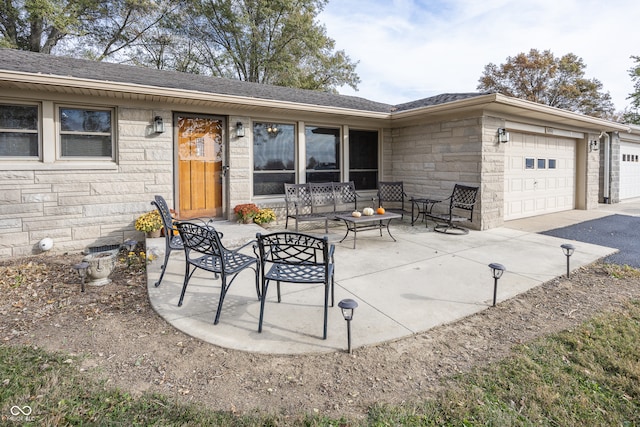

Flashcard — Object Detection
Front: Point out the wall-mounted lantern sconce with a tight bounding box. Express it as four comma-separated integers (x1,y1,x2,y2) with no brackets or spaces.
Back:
589,140,599,152
498,128,510,144
488,262,506,307
153,116,165,134
236,121,245,138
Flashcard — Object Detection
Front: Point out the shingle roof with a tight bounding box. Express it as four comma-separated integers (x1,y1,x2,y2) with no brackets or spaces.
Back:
393,92,494,112
0,48,400,113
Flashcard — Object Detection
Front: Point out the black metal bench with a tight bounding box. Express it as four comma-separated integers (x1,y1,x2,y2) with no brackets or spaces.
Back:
284,182,368,232
426,184,479,234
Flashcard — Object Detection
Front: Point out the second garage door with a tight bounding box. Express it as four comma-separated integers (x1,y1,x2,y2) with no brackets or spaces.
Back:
619,141,640,200
504,132,576,220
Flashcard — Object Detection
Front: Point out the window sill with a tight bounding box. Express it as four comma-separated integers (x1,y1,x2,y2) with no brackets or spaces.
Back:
0,161,118,171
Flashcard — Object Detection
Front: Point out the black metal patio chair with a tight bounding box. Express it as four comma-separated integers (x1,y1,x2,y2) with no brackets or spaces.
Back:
151,195,183,287
427,184,479,234
255,232,335,339
175,221,260,325
377,181,409,219
151,195,222,287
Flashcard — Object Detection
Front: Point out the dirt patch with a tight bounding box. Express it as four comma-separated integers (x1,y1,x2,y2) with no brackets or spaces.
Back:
1,251,639,420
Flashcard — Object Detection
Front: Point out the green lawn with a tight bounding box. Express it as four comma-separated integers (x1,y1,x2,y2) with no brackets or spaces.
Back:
2,301,638,426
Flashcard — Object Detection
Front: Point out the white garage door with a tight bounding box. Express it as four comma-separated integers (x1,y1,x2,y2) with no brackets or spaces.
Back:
619,141,640,199
504,133,576,220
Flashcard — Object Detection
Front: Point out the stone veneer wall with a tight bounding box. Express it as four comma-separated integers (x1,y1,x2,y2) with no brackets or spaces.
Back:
480,116,507,230
0,107,174,258
585,133,601,210
227,116,253,218
387,115,485,230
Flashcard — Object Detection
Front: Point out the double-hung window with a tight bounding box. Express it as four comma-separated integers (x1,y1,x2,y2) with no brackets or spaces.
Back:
348,129,378,190
0,103,39,157
253,122,296,195
59,107,114,158
305,126,340,183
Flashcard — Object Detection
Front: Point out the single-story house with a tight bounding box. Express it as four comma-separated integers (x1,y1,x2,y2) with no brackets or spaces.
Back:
0,48,634,257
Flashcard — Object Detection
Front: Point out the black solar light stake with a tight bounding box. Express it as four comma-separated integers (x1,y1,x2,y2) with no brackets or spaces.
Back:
488,263,506,307
561,243,576,278
338,299,358,354
123,239,138,252
72,262,89,292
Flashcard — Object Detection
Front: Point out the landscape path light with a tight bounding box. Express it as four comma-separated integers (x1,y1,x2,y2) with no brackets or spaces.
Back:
72,261,90,293
488,263,506,307
338,298,358,354
123,239,138,252
561,243,576,278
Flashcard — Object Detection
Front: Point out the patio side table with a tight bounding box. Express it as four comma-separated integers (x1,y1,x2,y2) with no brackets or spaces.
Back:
410,197,441,226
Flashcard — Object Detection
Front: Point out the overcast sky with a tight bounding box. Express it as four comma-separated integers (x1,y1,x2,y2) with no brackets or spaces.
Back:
318,0,638,112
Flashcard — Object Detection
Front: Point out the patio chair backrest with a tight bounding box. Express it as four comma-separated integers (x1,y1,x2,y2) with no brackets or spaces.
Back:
257,232,329,269
176,221,225,261
152,195,176,235
377,181,407,215
450,184,479,219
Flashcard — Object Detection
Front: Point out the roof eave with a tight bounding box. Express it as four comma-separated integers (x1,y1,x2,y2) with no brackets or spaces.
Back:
391,92,630,132
0,70,391,120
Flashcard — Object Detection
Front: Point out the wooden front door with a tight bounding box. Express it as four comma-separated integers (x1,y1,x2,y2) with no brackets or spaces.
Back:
176,114,224,219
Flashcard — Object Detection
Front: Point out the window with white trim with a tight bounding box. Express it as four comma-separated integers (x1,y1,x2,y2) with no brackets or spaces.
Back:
59,107,114,158
0,103,39,157
253,122,296,195
305,125,340,182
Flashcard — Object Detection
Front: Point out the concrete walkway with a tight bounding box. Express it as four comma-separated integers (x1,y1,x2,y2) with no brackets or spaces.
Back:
145,204,637,355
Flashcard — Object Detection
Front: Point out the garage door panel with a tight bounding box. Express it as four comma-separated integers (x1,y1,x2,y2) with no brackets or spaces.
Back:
620,142,640,200
504,133,575,220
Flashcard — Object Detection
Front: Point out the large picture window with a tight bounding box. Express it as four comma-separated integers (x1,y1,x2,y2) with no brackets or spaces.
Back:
305,126,340,182
253,122,295,195
0,103,39,157
59,107,113,157
349,129,378,190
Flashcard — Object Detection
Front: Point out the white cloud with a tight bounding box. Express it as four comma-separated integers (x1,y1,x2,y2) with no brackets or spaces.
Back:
319,0,638,111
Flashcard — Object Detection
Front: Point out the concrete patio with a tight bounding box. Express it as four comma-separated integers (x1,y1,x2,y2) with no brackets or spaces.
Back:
145,207,631,355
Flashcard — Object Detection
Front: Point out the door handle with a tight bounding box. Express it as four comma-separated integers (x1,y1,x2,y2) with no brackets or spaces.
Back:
222,165,229,176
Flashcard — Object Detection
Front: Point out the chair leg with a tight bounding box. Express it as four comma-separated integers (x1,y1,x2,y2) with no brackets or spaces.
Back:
258,279,269,333
154,247,172,287
323,280,329,340
277,281,281,303
177,263,194,307
213,275,229,325
330,274,335,307
254,264,261,300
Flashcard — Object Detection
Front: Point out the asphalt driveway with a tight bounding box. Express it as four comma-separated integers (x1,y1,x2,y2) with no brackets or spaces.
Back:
541,214,640,268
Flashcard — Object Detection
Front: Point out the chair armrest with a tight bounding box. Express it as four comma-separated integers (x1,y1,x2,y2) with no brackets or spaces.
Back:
228,238,257,254
183,218,224,239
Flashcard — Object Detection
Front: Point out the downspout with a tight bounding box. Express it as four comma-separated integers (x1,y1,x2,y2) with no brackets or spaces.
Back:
601,131,611,204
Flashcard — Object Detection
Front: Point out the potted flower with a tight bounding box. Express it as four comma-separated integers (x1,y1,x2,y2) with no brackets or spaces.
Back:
135,210,163,237
233,203,260,224
254,208,276,225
